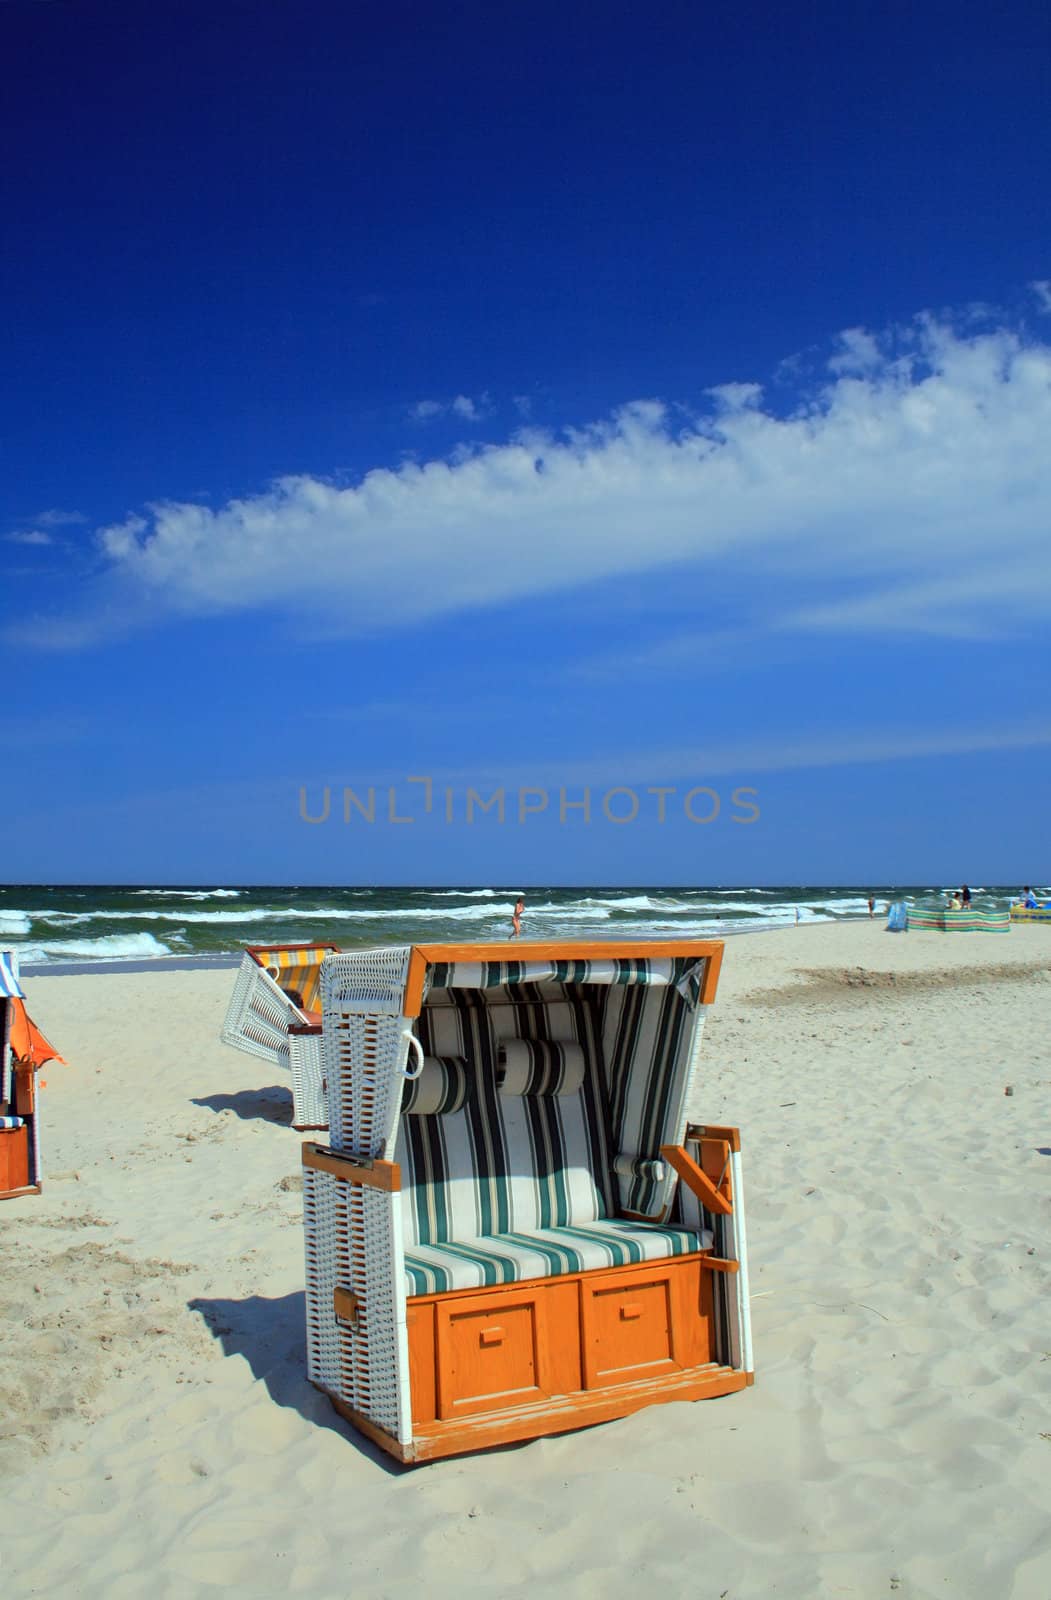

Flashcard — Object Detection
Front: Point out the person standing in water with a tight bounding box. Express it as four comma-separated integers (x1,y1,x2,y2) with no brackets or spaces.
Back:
510,896,525,939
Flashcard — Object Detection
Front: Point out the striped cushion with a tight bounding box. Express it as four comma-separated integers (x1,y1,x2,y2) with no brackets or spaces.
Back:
397,992,613,1248
601,982,697,1216
402,1056,470,1115
252,946,336,1012
404,1217,711,1296
499,1039,585,1096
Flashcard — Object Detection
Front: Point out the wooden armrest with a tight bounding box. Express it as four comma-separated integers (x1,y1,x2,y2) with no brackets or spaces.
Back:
660,1143,733,1215
302,1141,401,1192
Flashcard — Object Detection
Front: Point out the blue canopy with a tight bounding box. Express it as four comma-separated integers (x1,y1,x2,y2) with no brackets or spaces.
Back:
0,951,25,1000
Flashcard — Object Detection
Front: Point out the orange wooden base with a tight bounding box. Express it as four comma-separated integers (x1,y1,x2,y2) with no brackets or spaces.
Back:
0,1124,36,1201
320,1253,751,1464
323,1361,747,1463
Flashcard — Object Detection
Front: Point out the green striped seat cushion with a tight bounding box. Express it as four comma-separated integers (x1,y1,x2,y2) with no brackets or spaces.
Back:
403,1216,711,1296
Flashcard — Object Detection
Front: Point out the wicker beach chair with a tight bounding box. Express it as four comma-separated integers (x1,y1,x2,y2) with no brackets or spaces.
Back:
220,943,340,1129
1,951,62,1200
302,939,753,1463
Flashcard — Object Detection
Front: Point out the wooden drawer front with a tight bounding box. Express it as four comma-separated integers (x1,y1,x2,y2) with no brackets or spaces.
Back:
435,1294,549,1419
581,1269,680,1389
0,1125,30,1195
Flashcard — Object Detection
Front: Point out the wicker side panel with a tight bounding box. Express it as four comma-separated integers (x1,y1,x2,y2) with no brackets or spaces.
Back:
676,1135,752,1374
303,1161,410,1444
319,960,411,1159
220,955,294,1069
727,1148,753,1372
320,947,411,1015
303,1165,342,1393
679,1006,711,1127
288,1033,327,1130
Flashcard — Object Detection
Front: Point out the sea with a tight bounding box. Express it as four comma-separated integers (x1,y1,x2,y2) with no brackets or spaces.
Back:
0,883,1032,970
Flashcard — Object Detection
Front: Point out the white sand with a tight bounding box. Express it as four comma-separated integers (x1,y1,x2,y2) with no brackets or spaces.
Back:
3,923,1050,1598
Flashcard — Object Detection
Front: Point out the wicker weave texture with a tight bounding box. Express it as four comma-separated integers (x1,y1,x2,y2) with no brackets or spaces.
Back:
320,949,414,1158
303,1161,410,1441
220,954,294,1068
288,1032,326,1129
303,1165,342,1393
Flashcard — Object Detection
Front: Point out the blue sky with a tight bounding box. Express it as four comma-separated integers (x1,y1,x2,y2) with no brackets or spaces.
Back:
2,0,1049,885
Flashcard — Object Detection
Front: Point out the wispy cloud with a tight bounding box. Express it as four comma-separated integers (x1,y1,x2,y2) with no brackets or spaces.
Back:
12,307,1051,649
410,392,491,423
34,509,85,529
1032,280,1051,315
6,529,54,546
415,718,1051,790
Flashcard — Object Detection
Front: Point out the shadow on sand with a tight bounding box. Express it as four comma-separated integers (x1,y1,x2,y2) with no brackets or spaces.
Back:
188,1290,405,1474
191,1086,294,1125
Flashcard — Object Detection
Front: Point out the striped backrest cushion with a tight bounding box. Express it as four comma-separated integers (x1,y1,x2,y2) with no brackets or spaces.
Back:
498,1039,586,1097
402,1055,470,1115
395,989,614,1248
600,981,698,1217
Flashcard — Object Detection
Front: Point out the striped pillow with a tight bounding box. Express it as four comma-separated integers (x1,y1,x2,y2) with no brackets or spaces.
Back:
499,1040,586,1097
402,1055,471,1116
613,1153,666,1184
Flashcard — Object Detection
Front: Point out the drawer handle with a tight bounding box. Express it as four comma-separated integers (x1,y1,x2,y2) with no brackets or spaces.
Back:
479,1326,504,1347
619,1303,642,1321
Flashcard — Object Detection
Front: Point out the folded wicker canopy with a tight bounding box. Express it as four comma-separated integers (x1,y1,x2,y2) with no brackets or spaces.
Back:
220,942,340,1128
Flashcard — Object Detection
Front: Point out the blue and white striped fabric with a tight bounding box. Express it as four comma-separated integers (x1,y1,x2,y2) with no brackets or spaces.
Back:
402,1056,470,1116
0,1115,25,1129
0,951,24,1000
396,988,710,1295
426,956,707,1004
499,1039,585,1097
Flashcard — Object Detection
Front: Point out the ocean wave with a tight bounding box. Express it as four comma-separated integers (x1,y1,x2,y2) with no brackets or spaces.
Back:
0,912,32,937
430,888,499,898
30,904,522,926
14,932,174,962
131,888,241,899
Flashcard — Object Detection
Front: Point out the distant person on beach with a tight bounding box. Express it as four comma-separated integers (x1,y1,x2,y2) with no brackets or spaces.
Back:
867,895,875,918
510,897,525,939
960,885,972,908
949,894,962,911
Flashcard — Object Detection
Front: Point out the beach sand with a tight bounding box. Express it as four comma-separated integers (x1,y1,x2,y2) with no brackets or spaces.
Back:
3,922,1050,1598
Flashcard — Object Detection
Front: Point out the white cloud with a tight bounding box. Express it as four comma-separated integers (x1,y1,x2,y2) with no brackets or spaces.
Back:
410,393,490,422
827,327,882,374
6,529,53,546
1031,280,1051,315
15,310,1051,648
35,509,85,528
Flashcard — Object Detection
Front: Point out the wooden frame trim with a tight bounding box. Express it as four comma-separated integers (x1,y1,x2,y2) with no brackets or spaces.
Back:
246,941,341,963
288,1022,322,1037
301,1142,401,1192
700,1256,740,1274
405,1249,715,1308
402,939,726,1018
0,1184,42,1201
660,1144,733,1215
318,1363,747,1465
